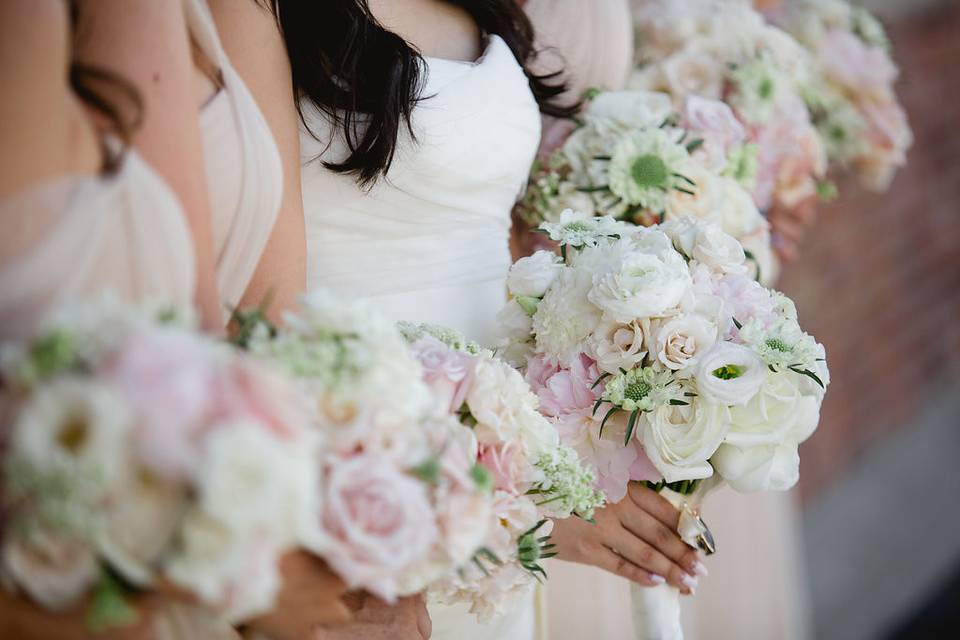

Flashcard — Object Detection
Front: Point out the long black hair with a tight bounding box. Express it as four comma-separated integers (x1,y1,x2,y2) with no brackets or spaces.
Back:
263,0,577,186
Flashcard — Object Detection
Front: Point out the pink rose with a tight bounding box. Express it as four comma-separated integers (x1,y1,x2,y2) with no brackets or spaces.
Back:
629,446,664,484
682,95,746,171
715,273,778,338
525,353,601,417
410,336,477,413
319,454,438,601
100,328,221,480
819,30,897,98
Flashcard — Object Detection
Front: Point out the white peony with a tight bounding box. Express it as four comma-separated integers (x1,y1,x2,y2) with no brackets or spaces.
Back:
587,317,648,375
648,313,718,373
506,251,563,298
586,236,692,323
532,267,601,365
695,342,767,406
641,392,730,483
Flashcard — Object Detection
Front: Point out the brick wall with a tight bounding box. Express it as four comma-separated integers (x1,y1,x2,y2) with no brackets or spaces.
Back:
780,2,960,500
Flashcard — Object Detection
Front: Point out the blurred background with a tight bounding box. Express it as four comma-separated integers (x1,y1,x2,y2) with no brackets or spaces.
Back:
781,0,960,638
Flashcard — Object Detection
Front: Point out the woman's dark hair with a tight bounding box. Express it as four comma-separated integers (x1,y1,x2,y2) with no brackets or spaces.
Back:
67,0,143,174
263,0,577,186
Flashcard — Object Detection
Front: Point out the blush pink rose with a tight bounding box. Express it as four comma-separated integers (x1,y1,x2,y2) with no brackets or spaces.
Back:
319,454,438,601
682,95,746,170
477,442,523,495
410,336,477,413
211,356,311,440
525,353,601,417
715,273,778,338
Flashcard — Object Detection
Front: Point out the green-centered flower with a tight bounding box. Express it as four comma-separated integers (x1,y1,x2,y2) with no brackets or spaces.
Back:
539,209,630,249
730,57,783,124
601,366,679,413
739,317,820,372
723,142,760,189
851,7,889,50
607,129,691,211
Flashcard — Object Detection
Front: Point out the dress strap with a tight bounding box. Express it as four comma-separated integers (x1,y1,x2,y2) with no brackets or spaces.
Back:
182,0,228,70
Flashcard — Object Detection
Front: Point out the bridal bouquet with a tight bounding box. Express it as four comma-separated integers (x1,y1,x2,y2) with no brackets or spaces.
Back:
245,292,495,604
398,323,604,621
497,212,829,637
518,89,776,284
758,0,912,191
0,298,318,628
629,0,830,212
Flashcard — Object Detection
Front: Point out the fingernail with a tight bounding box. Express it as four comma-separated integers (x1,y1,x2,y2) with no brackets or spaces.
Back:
649,574,666,585
692,561,709,578
680,574,699,591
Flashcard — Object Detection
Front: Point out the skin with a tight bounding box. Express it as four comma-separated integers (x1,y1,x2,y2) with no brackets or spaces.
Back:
72,0,222,330
768,196,818,263
313,594,432,640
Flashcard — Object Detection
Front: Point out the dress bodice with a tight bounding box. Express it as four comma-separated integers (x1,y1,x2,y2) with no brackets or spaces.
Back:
0,151,195,341
301,35,541,346
187,0,283,318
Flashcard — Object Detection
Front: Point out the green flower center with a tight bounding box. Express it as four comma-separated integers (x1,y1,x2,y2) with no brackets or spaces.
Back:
765,338,791,352
563,221,593,233
712,364,746,380
829,125,848,142
758,76,775,101
630,154,669,189
517,533,542,564
625,380,652,402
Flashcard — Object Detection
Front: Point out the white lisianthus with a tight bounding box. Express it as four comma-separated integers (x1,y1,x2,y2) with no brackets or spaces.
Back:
531,267,601,365
713,392,822,492
586,237,692,323
507,251,563,298
695,342,767,406
641,392,730,483
587,317,648,375
649,313,718,374
607,129,692,211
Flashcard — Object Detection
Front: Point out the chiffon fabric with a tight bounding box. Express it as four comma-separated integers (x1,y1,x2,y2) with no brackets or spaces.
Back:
0,151,195,342
301,35,542,639
186,0,284,321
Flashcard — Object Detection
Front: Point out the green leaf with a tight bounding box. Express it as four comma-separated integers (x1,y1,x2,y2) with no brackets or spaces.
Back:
624,409,640,445
685,139,705,153
592,398,604,417
412,458,441,484
85,571,139,633
470,464,493,493
28,330,76,379
789,366,825,389
593,155,612,161
591,372,612,390
599,406,620,438
575,185,611,193
669,399,690,406
732,317,743,330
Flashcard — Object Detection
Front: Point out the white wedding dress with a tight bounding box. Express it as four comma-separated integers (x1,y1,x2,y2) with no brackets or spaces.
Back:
301,35,542,639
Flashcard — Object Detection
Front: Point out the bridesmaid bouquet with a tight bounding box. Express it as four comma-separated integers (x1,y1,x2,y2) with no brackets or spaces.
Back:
398,323,604,621
497,212,829,636
0,298,318,628
758,0,912,191
629,0,830,212
518,89,776,284
244,292,495,603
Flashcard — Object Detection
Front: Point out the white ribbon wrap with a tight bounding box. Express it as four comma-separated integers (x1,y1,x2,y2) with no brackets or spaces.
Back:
630,478,721,640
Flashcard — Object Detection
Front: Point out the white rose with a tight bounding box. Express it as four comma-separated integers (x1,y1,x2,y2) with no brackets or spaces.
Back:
713,393,821,492
641,394,730,483
662,45,726,100
586,237,692,323
532,267,601,365
1,529,98,611
726,371,810,448
507,251,563,298
663,216,747,274
649,313,718,373
587,317,648,375
695,342,767,406
496,299,534,344
586,90,674,132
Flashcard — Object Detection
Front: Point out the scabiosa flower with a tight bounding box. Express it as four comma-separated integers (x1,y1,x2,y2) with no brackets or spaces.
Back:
739,317,820,372
539,210,630,250
532,446,605,520
601,367,680,414
730,57,783,124
607,129,691,211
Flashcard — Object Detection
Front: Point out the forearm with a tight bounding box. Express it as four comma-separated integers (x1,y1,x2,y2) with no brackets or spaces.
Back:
0,590,158,640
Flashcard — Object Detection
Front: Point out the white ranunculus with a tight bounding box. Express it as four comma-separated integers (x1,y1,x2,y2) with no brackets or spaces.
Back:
662,216,746,275
2,529,99,611
641,394,730,483
586,237,692,323
695,342,767,406
532,267,601,365
649,313,718,373
713,394,821,492
587,317,648,375
507,251,563,298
